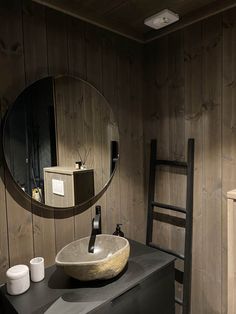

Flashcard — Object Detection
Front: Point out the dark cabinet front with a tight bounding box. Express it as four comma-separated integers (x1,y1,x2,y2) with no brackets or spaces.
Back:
93,264,175,314
0,240,175,314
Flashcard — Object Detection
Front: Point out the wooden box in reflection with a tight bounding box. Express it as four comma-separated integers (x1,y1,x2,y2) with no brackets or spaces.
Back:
44,166,94,207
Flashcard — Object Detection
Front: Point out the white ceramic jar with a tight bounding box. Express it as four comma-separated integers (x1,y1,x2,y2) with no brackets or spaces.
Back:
30,257,45,282
6,265,30,295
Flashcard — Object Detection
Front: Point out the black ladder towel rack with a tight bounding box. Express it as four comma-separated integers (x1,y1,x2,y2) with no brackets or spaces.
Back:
146,138,194,314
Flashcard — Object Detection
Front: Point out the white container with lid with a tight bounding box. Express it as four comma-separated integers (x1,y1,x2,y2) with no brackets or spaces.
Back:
6,265,30,295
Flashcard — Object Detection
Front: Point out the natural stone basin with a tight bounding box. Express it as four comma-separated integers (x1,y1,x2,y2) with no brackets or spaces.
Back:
55,234,130,281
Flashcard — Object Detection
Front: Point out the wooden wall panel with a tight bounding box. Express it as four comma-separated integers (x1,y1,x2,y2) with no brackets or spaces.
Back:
0,0,143,283
101,35,121,234
145,37,172,254
85,24,103,92
222,7,236,314
184,22,204,314
46,9,74,252
53,77,116,198
144,9,236,314
168,31,186,255
67,18,87,80
46,8,68,76
128,46,145,242
22,2,48,83
84,24,104,233
0,0,34,269
22,1,56,268
0,2,12,283
0,155,8,283
168,31,186,314
4,2,235,313
115,42,144,241
202,15,222,313
67,15,91,239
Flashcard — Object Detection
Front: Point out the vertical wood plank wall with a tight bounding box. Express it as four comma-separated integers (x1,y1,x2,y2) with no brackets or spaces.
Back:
144,8,236,314
1,2,236,314
53,77,118,197
0,0,144,282
226,190,236,314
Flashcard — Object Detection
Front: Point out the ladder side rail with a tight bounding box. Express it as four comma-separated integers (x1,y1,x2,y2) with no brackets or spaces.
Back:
146,139,157,246
182,138,195,314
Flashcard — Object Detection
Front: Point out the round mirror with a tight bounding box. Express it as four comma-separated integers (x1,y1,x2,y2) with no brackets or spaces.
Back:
3,76,119,210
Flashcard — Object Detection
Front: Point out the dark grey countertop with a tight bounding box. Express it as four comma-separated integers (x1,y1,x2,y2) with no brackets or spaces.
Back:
1,239,175,314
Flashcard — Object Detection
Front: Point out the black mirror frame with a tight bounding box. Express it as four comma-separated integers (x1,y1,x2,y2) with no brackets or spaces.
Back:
0,75,119,217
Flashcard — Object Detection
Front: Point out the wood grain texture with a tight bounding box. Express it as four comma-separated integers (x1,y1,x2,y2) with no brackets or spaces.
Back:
46,8,68,76
46,8,74,252
0,111,9,283
101,34,121,235
146,37,172,251
0,0,143,282
32,0,231,42
22,2,48,83
67,14,91,240
202,15,222,313
3,3,236,314
113,48,129,238
0,1,11,281
84,22,104,235
144,11,229,314
184,22,204,314
53,76,116,197
128,43,145,242
168,31,186,314
22,1,56,268
0,0,34,269
222,8,236,314
67,17,87,80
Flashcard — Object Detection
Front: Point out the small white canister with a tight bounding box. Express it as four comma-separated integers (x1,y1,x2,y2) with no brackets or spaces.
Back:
6,265,30,295
30,257,45,282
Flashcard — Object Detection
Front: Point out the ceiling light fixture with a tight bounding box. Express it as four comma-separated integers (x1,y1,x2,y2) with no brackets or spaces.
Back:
144,9,179,30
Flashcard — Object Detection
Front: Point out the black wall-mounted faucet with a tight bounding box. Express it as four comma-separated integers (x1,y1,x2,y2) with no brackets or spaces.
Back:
88,205,102,253
92,205,102,235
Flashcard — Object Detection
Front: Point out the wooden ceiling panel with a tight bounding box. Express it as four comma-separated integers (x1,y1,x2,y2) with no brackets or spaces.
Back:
33,0,236,42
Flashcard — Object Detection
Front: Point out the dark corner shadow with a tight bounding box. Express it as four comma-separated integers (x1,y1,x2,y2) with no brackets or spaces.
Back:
48,264,129,291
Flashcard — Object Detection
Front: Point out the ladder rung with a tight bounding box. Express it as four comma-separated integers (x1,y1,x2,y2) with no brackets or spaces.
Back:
153,212,186,228
156,160,188,168
175,297,183,305
148,242,185,260
152,202,186,214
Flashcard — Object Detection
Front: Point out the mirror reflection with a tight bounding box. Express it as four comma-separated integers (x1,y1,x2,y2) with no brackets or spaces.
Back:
3,76,119,208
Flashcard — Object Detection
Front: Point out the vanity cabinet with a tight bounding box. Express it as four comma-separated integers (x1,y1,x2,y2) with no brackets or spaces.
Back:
93,264,174,314
0,240,175,314
44,166,94,207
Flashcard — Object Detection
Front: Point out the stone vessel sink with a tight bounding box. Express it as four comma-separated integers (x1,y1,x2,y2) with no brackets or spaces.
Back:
55,234,130,281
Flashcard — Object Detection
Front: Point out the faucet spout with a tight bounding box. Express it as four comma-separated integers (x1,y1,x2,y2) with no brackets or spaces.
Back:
88,205,102,253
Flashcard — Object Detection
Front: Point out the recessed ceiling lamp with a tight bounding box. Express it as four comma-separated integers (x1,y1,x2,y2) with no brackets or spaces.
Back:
144,9,179,30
